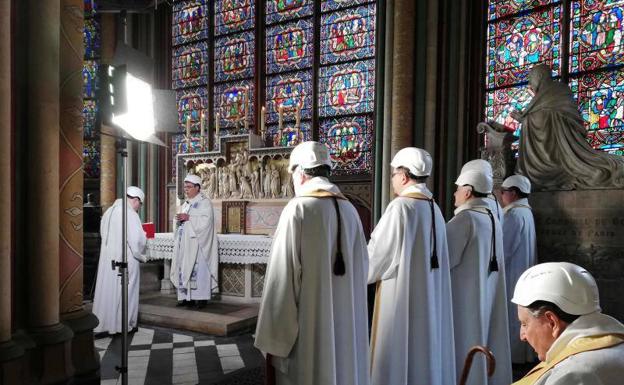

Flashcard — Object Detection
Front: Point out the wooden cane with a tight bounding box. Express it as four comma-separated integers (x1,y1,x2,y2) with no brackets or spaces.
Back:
265,353,276,385
459,345,496,385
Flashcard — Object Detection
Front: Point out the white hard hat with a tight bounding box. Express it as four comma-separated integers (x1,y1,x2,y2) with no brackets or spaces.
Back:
288,141,331,173
460,159,493,177
390,147,432,177
184,174,202,186
511,262,601,316
455,169,493,194
126,186,145,203
502,175,531,194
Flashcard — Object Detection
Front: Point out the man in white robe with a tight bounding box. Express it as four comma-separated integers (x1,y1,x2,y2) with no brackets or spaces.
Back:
460,159,504,226
501,175,537,364
93,186,147,334
368,147,455,385
446,168,512,385
511,262,624,385
171,174,219,309
255,141,370,385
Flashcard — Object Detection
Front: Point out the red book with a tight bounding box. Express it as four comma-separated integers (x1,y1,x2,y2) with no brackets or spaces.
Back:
142,222,155,239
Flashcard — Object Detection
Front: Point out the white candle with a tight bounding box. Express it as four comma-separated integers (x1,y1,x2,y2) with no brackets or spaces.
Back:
278,104,284,131
200,112,205,138
186,114,191,138
215,112,220,134
260,106,266,136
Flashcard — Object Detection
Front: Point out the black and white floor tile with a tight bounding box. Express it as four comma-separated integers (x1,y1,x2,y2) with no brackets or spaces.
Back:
95,326,264,385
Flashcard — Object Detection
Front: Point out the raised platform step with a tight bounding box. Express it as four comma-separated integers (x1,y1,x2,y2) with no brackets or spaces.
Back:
138,293,259,337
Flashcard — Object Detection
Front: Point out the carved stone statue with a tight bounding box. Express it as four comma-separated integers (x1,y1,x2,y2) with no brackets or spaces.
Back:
251,166,260,199
282,175,294,198
513,64,624,190
477,121,518,185
270,165,281,198
220,170,231,199
228,165,239,198
239,174,253,199
263,164,272,199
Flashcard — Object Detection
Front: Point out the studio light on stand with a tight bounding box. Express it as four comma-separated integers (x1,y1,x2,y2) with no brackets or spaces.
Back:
101,49,174,384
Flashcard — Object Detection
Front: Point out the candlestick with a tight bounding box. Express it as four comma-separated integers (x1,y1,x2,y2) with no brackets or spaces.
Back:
186,114,191,138
215,112,220,135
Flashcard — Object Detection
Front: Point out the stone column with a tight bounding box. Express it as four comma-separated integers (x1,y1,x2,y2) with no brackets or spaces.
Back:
100,14,117,210
390,0,415,156
26,0,74,383
0,0,26,382
58,0,99,382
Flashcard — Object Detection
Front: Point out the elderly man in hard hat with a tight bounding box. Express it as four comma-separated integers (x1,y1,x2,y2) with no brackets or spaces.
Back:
512,262,624,385
171,173,219,309
460,159,505,226
367,147,455,385
93,186,147,334
500,175,537,364
446,167,512,385
255,141,370,385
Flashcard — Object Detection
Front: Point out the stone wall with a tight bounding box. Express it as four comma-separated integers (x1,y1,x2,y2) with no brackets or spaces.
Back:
530,189,624,321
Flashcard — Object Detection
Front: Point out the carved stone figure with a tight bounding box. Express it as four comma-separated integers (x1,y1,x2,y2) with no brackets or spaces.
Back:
228,165,239,198
282,175,294,198
270,165,281,198
239,174,253,199
220,170,231,199
250,166,260,199
513,64,624,190
206,167,217,199
263,164,272,198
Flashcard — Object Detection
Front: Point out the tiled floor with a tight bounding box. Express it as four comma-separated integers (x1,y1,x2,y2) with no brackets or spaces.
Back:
96,325,264,385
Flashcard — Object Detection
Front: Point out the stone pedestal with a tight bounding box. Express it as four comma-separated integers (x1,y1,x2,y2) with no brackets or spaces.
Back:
530,189,624,321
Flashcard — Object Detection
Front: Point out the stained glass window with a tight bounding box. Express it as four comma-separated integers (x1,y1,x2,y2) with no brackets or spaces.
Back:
488,0,554,21
83,138,101,179
176,87,209,131
266,0,313,24
320,4,376,65
84,18,100,59
83,0,100,179
172,0,208,46
570,0,624,72
171,133,204,176
571,69,624,154
266,122,312,147
319,59,376,117
82,60,99,99
214,32,255,82
214,81,255,134
486,6,561,88
172,41,209,89
171,0,379,176
215,0,255,36
486,0,624,156
319,115,374,175
83,100,99,138
321,0,372,13
266,19,314,74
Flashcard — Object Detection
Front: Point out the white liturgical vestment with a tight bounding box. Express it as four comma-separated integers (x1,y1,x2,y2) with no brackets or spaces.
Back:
446,198,512,385
486,195,504,228
171,192,219,300
523,312,624,385
93,199,147,334
368,184,456,385
254,177,370,385
503,198,537,363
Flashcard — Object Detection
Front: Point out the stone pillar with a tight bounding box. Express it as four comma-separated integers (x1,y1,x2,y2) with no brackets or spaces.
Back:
58,0,99,382
0,0,26,382
100,14,117,210
26,0,74,383
390,0,415,156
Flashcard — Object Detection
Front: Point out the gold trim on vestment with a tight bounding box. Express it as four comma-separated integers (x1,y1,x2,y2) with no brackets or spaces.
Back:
369,281,382,374
299,189,347,200
400,192,432,201
513,334,624,385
